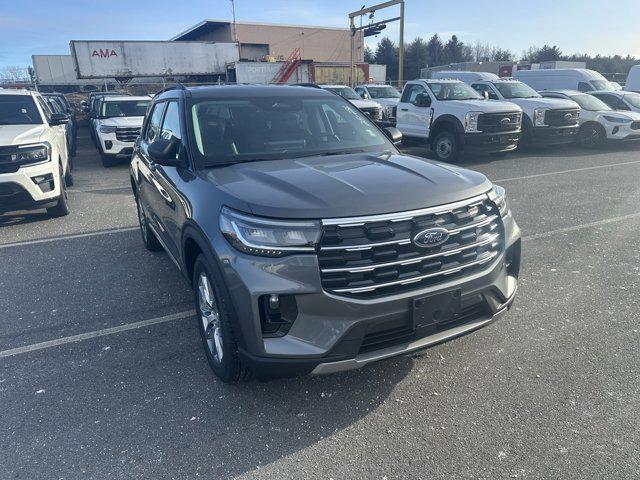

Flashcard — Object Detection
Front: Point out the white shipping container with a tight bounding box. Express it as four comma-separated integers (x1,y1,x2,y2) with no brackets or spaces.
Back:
70,41,239,79
32,55,109,86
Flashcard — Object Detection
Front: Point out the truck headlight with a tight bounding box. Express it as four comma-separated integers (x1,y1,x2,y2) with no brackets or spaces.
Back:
10,143,50,165
533,108,548,127
602,115,632,124
219,207,321,257
464,112,482,133
99,125,118,134
488,185,509,217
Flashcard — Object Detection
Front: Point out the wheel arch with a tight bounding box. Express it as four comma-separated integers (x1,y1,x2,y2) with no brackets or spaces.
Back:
430,115,464,143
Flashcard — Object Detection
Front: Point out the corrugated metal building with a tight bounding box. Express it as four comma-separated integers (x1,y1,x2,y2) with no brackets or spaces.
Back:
171,19,364,63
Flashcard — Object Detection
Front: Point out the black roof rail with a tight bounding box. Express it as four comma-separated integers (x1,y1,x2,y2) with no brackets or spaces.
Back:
154,83,187,97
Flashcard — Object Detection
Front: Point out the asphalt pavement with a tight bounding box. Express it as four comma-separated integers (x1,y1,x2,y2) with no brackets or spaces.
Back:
1,131,639,479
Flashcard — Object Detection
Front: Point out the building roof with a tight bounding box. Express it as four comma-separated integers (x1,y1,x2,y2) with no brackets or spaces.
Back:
171,19,350,41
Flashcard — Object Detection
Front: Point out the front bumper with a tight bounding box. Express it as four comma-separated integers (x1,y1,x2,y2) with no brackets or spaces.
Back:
462,131,521,153
0,161,61,213
604,123,640,142
532,125,579,145
98,134,135,157
214,210,521,377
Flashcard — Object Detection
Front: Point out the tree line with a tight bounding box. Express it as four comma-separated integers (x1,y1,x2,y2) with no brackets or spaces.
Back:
364,35,639,81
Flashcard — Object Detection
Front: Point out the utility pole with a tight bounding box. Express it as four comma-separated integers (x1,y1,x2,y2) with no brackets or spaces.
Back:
230,0,241,60
348,0,404,88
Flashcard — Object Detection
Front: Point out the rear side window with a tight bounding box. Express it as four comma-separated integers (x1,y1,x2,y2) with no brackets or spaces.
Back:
145,102,166,142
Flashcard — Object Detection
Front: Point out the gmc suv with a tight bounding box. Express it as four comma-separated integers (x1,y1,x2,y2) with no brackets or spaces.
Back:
130,85,521,382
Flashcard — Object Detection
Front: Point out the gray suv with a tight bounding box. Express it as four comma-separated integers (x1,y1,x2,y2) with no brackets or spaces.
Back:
130,84,521,382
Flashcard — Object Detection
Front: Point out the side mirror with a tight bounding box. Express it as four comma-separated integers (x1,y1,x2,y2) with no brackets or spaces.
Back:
49,113,69,126
483,91,489,100
415,93,431,108
362,92,369,99
148,137,183,167
383,126,403,145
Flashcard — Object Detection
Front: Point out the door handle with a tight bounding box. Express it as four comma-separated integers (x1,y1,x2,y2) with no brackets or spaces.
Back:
400,108,408,111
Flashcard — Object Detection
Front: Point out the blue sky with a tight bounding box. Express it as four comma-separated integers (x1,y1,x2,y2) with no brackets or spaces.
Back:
1,0,640,68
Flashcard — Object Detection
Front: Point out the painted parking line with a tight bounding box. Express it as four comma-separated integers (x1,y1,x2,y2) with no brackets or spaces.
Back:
522,211,640,242
0,310,195,359
494,159,640,183
0,226,138,249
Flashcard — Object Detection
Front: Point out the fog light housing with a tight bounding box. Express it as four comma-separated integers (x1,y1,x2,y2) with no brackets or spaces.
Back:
105,140,113,150
612,126,619,135
31,173,54,193
259,294,298,337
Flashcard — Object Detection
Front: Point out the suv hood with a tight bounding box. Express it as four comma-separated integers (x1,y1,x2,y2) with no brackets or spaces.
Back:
0,124,47,146
98,116,144,127
202,152,492,219
349,99,383,110
507,97,579,112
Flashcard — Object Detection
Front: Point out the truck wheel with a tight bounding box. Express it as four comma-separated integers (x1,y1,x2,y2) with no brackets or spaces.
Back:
135,194,163,252
47,163,70,218
432,131,460,162
578,124,605,149
101,154,117,168
193,254,249,383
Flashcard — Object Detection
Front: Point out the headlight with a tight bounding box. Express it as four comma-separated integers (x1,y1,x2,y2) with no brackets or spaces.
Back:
10,143,50,166
219,207,321,257
533,108,548,127
464,112,482,133
99,125,118,134
488,185,509,217
602,115,632,124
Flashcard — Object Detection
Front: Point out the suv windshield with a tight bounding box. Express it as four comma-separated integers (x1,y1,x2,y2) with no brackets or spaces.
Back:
0,95,43,125
366,86,401,99
427,82,482,101
100,99,150,118
189,94,393,166
623,93,640,108
569,94,612,111
493,81,540,99
324,87,362,100
591,80,614,91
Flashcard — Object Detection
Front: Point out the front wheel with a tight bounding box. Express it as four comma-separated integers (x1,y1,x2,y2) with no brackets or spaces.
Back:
432,131,460,162
193,254,249,383
47,163,70,217
578,124,605,149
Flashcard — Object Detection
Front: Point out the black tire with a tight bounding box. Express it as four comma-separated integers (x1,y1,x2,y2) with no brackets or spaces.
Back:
578,124,605,149
193,254,249,383
135,194,163,252
518,118,533,149
101,154,117,168
432,131,460,162
65,163,74,187
47,163,70,217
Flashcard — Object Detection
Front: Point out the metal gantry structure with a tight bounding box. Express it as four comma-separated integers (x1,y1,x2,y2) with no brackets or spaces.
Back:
348,0,405,87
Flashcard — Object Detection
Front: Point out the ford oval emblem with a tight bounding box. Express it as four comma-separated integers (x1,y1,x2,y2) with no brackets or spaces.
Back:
413,227,450,248
500,117,512,126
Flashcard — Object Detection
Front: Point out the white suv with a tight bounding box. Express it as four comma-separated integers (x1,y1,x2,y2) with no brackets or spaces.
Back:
0,89,71,217
355,84,401,123
92,95,151,167
319,85,385,123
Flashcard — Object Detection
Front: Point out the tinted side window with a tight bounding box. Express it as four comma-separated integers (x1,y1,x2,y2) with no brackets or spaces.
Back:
35,96,52,122
472,83,499,99
145,102,166,142
160,102,182,142
401,84,427,105
578,82,593,92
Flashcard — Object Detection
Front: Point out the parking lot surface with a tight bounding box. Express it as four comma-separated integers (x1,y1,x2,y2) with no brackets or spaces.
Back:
1,131,639,479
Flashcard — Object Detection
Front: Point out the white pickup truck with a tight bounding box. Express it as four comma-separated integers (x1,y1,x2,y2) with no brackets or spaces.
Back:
395,79,523,162
433,72,581,147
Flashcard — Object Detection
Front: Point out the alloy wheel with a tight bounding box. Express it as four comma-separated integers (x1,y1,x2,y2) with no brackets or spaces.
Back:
198,272,223,363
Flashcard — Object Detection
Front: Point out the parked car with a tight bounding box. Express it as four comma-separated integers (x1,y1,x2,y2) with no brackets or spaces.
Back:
395,79,523,162
130,85,521,382
540,90,640,148
355,84,401,123
86,92,128,146
0,89,71,216
319,85,385,123
514,68,615,93
624,65,640,92
589,90,640,114
43,92,77,150
43,95,76,161
436,71,580,147
92,95,150,167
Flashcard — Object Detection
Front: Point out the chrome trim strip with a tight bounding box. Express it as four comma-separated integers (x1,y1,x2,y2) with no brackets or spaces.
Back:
321,232,500,273
319,214,499,251
321,194,488,226
311,306,508,375
329,250,499,294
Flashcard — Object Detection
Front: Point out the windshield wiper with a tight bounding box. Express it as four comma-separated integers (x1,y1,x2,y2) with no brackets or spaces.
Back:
317,149,365,157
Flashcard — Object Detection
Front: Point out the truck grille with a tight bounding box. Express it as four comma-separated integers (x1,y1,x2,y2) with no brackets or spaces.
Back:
115,127,141,142
318,195,504,297
477,112,521,133
545,108,580,127
360,106,383,121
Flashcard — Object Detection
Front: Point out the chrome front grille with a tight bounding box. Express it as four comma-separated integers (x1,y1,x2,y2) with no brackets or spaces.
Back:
318,195,504,297
115,127,141,142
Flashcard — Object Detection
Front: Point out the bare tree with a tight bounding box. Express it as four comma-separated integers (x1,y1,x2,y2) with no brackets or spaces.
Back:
0,66,30,83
